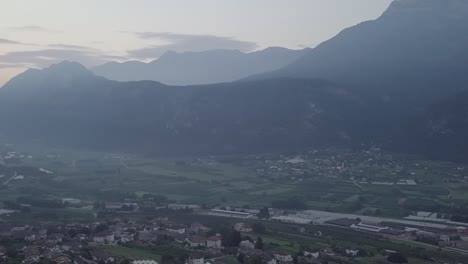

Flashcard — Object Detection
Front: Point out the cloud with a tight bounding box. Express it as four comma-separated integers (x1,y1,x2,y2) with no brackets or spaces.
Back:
48,43,96,50
8,26,61,33
0,38,23,45
0,48,126,68
0,63,21,69
128,32,258,59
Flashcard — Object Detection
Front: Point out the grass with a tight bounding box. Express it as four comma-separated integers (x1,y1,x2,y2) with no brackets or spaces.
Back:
102,245,162,261
4,144,468,221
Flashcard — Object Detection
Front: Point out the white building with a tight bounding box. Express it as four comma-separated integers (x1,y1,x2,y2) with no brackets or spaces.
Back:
206,236,222,249
93,232,115,244
346,249,359,257
273,253,293,262
167,225,186,234
133,260,158,264
186,256,204,264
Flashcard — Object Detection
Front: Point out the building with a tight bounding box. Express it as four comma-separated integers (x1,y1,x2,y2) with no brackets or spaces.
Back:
187,236,207,248
132,261,159,264
346,249,359,257
209,209,251,218
234,223,252,233
350,223,387,233
325,218,360,228
186,255,204,264
190,223,210,234
273,252,293,263
167,225,186,234
93,231,115,244
206,236,222,249
168,204,201,211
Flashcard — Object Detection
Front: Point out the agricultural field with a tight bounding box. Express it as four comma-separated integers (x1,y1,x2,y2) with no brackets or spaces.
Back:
1,143,468,220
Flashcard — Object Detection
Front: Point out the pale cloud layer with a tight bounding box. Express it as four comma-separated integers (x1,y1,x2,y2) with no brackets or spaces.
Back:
0,38,23,45
7,26,62,33
0,0,392,86
128,32,258,59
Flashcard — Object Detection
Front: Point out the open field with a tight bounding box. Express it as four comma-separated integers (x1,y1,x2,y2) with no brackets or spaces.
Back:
1,144,468,221
102,246,162,262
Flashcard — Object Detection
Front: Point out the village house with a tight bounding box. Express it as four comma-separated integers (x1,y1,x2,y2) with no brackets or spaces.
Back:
186,255,204,264
137,231,157,244
24,232,39,242
234,223,252,233
91,250,115,264
345,249,360,257
74,256,98,264
303,251,320,259
23,256,39,264
48,233,64,243
189,223,210,234
119,232,135,243
273,251,293,263
206,236,222,249
61,242,82,254
187,236,207,248
132,261,159,264
48,252,72,264
23,246,41,260
167,225,186,234
93,231,115,244
0,246,7,259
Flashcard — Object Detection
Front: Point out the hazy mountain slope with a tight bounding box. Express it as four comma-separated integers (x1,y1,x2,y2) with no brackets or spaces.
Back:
249,0,468,106
400,91,468,161
0,62,371,155
92,47,309,85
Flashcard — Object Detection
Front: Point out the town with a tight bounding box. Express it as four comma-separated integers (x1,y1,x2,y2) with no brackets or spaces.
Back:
1,144,468,264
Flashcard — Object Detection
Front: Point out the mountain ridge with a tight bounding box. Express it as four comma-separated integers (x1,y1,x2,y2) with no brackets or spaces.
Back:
246,0,468,108
92,47,310,85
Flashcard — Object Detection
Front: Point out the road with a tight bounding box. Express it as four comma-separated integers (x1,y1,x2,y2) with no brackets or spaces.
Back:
353,180,364,190
120,158,130,169
2,172,17,186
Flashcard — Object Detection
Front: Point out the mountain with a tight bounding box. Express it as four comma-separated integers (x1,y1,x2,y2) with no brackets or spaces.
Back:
2,1,468,160
400,91,468,161
92,47,309,85
0,61,373,155
249,0,468,107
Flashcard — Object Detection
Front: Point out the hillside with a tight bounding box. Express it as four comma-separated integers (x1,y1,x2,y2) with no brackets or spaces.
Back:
0,62,372,155
92,47,309,85
249,0,468,107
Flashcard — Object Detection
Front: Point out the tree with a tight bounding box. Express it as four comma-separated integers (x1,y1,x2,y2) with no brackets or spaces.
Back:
246,256,262,264
387,252,408,264
255,237,263,250
119,259,131,264
161,255,176,264
257,207,270,219
232,230,242,246
237,253,245,264
222,228,242,247
68,229,78,238
252,223,266,234
95,223,109,233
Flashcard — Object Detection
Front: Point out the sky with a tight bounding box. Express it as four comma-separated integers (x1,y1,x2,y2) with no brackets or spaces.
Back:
0,0,392,86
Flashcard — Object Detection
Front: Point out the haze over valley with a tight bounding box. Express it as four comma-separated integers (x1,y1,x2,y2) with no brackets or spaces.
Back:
1,1,468,264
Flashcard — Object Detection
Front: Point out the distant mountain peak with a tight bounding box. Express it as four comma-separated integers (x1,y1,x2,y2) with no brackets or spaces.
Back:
44,60,92,76
1,60,99,92
92,47,309,85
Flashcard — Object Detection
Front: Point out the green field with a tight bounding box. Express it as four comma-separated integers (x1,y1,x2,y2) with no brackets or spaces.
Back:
1,144,468,220
102,246,162,262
